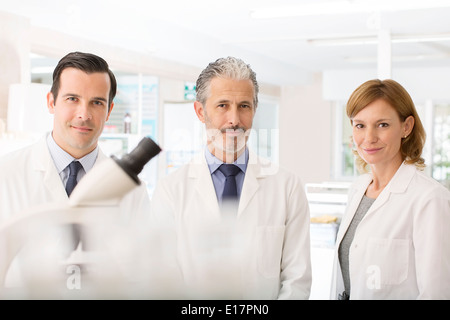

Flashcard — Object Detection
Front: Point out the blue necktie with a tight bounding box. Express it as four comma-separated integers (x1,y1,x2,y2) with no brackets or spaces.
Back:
65,161,82,196
218,164,241,201
64,161,83,253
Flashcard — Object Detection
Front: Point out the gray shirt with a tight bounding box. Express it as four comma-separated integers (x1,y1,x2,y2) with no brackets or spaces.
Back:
338,194,376,297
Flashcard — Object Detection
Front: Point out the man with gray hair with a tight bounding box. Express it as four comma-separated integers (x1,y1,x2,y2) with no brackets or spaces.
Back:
151,56,311,299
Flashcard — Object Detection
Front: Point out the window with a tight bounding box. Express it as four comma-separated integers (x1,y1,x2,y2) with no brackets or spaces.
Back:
333,101,356,181
99,72,159,196
432,103,450,189
248,98,280,164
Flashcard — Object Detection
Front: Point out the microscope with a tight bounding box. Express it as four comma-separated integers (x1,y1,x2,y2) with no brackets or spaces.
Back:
0,137,183,299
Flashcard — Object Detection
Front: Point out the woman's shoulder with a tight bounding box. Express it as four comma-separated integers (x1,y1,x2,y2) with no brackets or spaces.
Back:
411,166,450,196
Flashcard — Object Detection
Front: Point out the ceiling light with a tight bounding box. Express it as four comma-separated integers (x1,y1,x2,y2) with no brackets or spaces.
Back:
345,53,450,63
393,33,450,43
307,33,450,46
307,36,378,46
250,0,450,19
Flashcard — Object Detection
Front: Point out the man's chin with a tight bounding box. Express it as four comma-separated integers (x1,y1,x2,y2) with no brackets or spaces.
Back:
69,140,96,153
215,143,246,155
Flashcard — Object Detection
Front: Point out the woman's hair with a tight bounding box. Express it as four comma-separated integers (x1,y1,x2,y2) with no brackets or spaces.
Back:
346,79,426,173
51,51,117,111
195,56,259,108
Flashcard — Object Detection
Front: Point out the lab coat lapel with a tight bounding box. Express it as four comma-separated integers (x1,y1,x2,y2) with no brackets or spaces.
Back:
365,186,391,215
190,154,221,218
33,136,67,199
95,149,107,165
365,163,414,216
237,151,261,217
335,175,371,245
39,138,108,200
337,163,415,246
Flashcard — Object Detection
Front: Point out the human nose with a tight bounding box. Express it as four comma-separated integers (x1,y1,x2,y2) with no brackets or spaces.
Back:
76,102,92,121
365,127,378,142
227,106,240,126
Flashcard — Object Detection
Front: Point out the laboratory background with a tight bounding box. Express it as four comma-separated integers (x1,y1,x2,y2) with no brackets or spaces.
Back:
1,0,450,299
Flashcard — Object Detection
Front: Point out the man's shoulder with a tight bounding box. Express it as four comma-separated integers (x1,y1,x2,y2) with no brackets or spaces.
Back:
0,142,37,166
249,154,299,179
0,144,41,185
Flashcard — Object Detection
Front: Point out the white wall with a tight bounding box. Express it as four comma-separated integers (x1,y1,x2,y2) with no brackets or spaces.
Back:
279,73,333,185
323,67,450,103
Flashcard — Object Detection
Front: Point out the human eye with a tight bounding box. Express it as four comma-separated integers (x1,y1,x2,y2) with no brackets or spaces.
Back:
66,96,78,102
240,104,251,109
379,122,389,128
92,99,106,106
217,104,227,108
354,123,364,129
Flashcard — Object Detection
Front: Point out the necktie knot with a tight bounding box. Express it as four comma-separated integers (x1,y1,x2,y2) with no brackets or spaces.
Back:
218,164,241,177
68,161,82,177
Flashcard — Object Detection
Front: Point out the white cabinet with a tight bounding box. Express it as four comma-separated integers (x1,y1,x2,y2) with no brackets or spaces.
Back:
306,182,350,299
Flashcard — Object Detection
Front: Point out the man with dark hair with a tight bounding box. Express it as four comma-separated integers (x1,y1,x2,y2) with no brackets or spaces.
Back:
0,51,150,254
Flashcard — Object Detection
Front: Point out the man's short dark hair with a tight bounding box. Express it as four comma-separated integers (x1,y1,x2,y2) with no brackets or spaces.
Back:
50,51,117,111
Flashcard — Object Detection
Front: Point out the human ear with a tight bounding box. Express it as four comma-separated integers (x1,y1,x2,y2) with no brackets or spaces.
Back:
47,92,56,114
106,102,114,121
403,115,415,138
194,101,205,123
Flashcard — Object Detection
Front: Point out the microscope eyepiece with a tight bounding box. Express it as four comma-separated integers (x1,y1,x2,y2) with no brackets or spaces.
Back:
112,137,162,184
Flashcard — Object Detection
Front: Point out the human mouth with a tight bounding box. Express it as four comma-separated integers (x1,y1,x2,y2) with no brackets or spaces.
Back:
222,128,245,137
364,147,382,154
71,125,93,133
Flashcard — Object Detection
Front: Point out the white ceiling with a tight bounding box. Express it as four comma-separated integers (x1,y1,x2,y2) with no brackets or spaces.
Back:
2,0,450,86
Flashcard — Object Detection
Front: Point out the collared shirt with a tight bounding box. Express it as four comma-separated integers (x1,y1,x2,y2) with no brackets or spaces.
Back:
205,147,249,204
46,132,99,188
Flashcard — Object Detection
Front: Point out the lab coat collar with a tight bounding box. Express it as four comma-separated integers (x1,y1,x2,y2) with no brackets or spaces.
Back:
33,133,51,172
237,150,261,216
187,148,268,177
366,162,415,213
188,152,222,218
382,161,416,194
337,162,416,246
33,133,108,199
32,134,67,199
187,148,270,217
361,161,416,195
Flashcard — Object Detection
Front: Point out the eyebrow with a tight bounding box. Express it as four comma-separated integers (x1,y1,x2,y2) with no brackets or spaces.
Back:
216,99,253,105
92,97,108,102
352,118,392,123
62,93,108,102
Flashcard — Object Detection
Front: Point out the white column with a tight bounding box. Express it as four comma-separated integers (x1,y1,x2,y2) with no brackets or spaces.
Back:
377,28,392,80
423,99,434,177
0,12,31,122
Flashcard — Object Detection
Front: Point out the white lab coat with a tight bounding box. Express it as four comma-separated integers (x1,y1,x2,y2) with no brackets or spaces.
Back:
150,151,312,300
0,134,151,224
330,162,450,299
